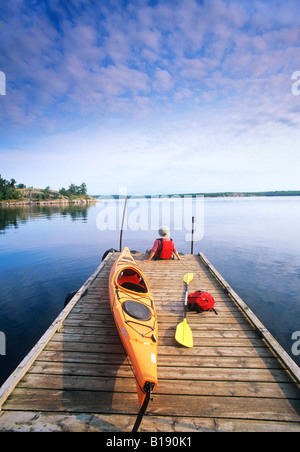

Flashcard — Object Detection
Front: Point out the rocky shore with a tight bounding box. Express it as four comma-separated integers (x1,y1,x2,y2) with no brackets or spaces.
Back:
0,198,99,207
0,188,99,207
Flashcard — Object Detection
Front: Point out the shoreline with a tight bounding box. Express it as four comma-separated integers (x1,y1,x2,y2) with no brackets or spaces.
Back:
96,193,300,200
0,198,99,207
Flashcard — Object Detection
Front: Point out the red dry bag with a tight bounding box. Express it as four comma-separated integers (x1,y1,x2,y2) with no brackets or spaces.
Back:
187,291,218,315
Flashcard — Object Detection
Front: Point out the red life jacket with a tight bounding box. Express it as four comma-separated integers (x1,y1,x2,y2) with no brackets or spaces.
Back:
187,291,218,314
156,238,174,259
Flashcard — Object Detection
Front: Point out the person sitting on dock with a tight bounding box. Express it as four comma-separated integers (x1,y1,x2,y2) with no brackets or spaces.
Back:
145,226,183,261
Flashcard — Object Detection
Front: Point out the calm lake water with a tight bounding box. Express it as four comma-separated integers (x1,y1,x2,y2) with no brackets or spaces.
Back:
0,196,300,386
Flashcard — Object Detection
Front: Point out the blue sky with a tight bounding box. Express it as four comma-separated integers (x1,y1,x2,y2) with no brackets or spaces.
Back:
0,0,300,195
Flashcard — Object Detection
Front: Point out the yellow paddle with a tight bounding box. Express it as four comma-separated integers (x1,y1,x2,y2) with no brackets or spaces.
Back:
175,273,194,348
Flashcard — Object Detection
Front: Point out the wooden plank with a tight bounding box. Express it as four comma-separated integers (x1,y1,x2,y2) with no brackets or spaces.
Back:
4,389,300,423
45,339,274,360
36,349,282,370
26,360,292,383
62,322,261,339
27,361,133,379
0,410,299,432
158,345,274,359
58,327,267,347
18,373,300,400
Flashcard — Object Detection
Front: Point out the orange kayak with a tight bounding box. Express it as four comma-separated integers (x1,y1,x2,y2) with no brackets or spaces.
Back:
108,247,158,407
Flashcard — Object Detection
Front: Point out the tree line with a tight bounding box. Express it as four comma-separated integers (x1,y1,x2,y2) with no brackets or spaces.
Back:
0,175,89,201
59,182,87,198
0,176,23,201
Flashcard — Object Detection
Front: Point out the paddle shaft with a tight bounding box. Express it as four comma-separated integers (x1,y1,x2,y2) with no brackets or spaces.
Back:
182,272,193,320
183,282,189,320
119,195,128,252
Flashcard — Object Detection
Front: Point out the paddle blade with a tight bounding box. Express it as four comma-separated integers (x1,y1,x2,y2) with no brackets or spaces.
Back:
183,273,194,285
175,318,193,348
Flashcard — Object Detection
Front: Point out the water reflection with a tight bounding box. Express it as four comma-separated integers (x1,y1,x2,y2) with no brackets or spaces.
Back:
0,205,90,233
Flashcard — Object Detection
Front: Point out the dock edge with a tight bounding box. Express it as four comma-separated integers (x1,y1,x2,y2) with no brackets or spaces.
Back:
199,252,300,386
0,251,115,410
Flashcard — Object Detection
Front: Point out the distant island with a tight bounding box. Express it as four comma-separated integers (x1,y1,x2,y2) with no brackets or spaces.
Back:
2,173,299,205
0,175,98,206
96,190,300,199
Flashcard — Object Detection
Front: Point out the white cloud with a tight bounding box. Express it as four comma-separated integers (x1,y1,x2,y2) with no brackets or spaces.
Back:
1,0,299,121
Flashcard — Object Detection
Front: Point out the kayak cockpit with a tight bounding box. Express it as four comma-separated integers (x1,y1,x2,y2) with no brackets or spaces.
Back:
117,268,148,294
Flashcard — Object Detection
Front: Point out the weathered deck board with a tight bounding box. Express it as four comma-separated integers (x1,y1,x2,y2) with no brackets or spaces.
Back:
0,252,300,432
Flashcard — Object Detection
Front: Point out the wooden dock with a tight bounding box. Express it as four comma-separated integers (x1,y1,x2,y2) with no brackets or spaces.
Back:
0,251,300,432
